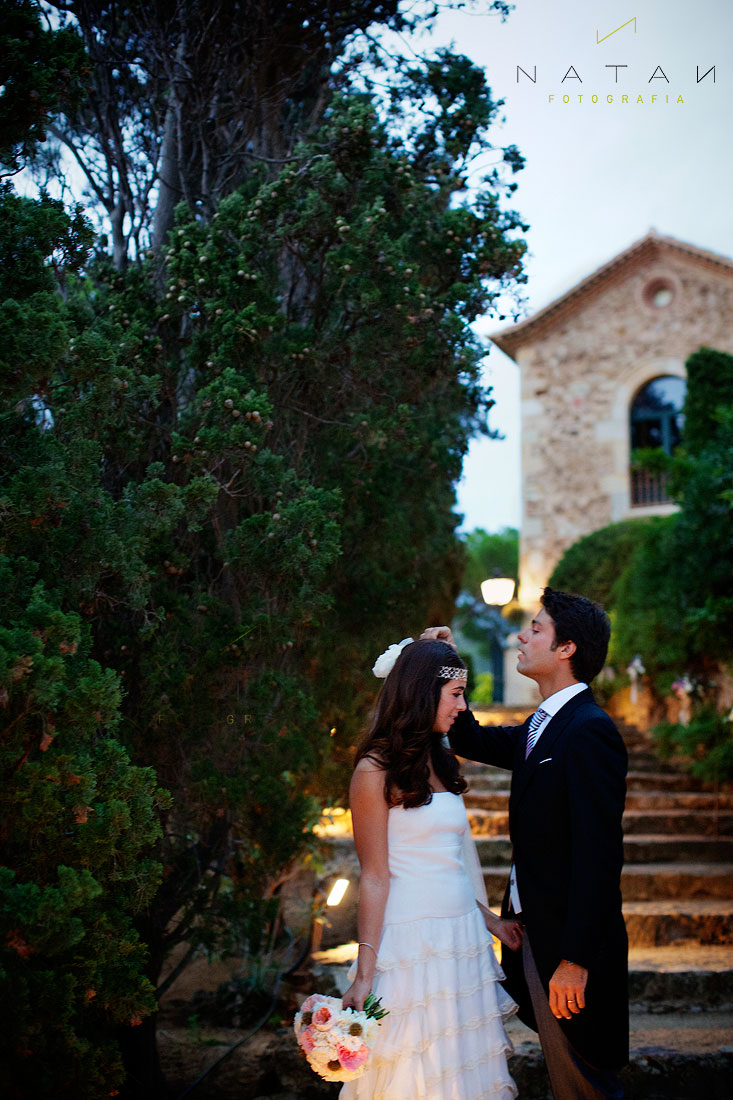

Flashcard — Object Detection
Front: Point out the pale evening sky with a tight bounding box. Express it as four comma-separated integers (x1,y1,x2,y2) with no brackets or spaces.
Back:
419,0,733,532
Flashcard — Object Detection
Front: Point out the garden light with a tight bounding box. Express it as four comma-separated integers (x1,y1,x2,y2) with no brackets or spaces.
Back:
326,878,350,907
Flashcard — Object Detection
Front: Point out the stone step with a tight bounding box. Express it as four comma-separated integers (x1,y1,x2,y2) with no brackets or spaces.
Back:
625,771,709,792
465,788,733,812
481,864,733,905
625,790,733,810
621,863,733,901
623,835,733,863
474,834,733,866
474,835,513,863
620,732,657,751
464,788,511,810
461,762,510,782
467,808,509,834
628,945,733,1007
462,787,730,814
463,766,714,793
623,900,733,947
625,752,685,774
506,1013,733,1100
622,810,733,836
476,887,732,948
463,744,681,777
466,806,733,836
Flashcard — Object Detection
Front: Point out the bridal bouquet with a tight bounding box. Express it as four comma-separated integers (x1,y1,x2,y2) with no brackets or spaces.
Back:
293,992,388,1082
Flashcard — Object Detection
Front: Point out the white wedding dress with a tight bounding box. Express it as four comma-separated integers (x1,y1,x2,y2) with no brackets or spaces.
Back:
340,792,517,1100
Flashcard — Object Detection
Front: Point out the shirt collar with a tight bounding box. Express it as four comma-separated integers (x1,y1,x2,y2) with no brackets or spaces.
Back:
540,681,588,717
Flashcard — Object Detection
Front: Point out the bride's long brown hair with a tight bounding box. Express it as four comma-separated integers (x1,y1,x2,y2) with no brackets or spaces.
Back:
355,639,468,808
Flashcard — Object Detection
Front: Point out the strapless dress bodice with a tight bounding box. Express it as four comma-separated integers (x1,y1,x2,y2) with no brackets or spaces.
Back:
383,792,476,924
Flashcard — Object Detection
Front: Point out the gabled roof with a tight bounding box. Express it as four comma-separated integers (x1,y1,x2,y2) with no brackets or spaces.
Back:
491,232,733,361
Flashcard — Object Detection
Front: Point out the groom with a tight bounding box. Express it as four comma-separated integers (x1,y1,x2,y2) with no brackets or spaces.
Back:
424,587,628,1099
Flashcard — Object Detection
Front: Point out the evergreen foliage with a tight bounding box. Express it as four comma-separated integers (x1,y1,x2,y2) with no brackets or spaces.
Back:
548,518,664,611
654,707,733,785
0,189,169,1097
67,86,526,991
2,3,528,1092
0,0,88,172
470,671,495,706
682,346,733,453
608,515,687,682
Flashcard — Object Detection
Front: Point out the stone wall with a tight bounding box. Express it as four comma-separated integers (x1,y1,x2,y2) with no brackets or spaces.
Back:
513,249,733,607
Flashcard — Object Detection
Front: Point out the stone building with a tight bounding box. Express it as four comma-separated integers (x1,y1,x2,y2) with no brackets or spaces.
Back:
491,232,733,704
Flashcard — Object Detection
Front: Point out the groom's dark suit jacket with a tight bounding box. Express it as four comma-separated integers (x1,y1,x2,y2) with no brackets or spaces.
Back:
451,688,629,1070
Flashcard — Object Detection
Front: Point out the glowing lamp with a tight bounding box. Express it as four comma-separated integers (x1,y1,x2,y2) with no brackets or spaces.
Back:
480,577,515,607
326,878,350,907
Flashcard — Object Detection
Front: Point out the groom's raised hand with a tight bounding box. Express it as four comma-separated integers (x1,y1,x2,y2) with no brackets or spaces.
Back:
419,626,457,650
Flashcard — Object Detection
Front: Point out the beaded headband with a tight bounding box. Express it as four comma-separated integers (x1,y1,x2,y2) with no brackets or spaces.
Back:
437,666,467,681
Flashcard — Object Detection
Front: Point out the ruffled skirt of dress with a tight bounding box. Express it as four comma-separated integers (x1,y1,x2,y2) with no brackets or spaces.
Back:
339,907,518,1100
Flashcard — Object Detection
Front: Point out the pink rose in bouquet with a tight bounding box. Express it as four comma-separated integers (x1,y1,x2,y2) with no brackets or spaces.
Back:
312,1002,338,1030
300,993,326,1014
299,1026,315,1054
336,1041,370,1072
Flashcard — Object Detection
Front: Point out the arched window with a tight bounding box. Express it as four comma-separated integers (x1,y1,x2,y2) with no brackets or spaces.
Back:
630,376,686,506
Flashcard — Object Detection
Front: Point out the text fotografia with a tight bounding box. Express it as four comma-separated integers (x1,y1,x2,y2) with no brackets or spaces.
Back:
517,64,715,106
550,94,683,105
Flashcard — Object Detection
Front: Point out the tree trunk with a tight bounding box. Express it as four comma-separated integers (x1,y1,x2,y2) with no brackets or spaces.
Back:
152,32,187,255
118,917,172,1097
152,97,180,254
111,201,128,272
117,1014,169,1100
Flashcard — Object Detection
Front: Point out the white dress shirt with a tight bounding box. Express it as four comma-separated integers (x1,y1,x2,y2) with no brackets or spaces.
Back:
509,681,588,914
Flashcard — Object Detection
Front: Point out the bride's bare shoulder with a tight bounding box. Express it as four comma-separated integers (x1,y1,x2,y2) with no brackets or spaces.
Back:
350,757,389,808
354,755,385,776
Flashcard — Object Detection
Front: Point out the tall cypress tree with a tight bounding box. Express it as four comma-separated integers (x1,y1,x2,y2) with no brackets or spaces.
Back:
3,3,527,1094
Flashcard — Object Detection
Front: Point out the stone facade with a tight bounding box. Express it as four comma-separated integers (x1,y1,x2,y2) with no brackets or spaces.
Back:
492,233,733,612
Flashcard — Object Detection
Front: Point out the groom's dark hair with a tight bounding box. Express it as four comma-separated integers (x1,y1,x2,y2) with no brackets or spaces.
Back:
541,587,611,684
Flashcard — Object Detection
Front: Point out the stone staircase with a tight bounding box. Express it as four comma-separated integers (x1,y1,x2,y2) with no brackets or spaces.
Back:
159,715,733,1099
463,713,733,1098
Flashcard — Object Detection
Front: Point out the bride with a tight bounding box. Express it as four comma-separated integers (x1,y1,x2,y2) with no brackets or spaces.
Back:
340,638,520,1100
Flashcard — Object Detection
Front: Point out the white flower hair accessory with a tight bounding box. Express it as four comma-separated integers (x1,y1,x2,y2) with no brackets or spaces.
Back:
372,638,413,679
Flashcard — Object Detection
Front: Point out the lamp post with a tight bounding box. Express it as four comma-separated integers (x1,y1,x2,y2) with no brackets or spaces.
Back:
480,574,515,704
310,876,351,956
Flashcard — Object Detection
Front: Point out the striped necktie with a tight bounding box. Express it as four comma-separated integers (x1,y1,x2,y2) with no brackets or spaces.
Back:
525,706,549,759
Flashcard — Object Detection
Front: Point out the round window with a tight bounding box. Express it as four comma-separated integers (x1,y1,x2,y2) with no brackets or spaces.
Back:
643,278,675,309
